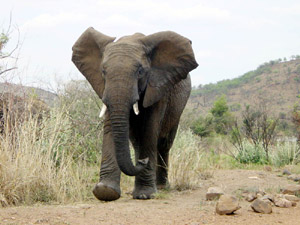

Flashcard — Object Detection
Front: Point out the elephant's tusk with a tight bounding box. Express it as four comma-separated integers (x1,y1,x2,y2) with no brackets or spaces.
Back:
133,102,139,115
99,104,107,118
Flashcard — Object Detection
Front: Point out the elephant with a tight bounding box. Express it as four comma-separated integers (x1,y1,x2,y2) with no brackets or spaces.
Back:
71,27,198,201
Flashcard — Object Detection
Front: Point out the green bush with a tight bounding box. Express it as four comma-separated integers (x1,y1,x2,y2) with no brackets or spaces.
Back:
190,115,213,137
296,65,300,75
235,141,267,164
210,95,234,135
230,103,241,112
57,80,103,163
271,142,300,167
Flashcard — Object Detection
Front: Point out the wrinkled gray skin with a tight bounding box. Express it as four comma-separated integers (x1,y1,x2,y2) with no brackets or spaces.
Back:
72,27,198,201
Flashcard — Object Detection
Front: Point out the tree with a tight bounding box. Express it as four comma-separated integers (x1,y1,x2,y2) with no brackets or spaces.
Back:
0,16,20,76
191,114,213,138
292,104,300,144
241,104,278,161
210,95,233,135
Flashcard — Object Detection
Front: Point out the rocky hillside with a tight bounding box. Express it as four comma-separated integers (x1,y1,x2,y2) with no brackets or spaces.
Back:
0,82,57,105
189,58,300,118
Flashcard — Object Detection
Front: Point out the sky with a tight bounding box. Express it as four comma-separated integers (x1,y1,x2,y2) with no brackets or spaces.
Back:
1,0,300,91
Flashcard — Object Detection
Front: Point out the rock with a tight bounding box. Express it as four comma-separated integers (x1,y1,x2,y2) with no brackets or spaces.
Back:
206,187,224,200
216,195,241,215
264,166,272,171
248,176,260,180
282,169,292,176
284,194,300,202
256,193,264,199
274,198,293,208
245,193,257,202
275,194,284,198
287,174,300,182
281,184,300,195
251,199,272,214
260,194,275,203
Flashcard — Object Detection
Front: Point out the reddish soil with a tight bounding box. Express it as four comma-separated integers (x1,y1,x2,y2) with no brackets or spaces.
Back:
1,169,300,225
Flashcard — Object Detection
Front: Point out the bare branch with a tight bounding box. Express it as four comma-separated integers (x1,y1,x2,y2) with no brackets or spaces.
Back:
0,67,17,75
0,26,20,59
1,15,21,78
5,12,13,36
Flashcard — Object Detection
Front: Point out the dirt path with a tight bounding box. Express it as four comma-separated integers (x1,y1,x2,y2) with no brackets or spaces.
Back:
1,169,300,225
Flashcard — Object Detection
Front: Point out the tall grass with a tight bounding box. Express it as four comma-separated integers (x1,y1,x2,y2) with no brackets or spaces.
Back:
0,101,97,206
229,138,300,166
169,128,211,190
270,141,300,167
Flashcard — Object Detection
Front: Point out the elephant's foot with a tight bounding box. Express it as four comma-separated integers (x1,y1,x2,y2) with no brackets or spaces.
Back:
156,182,170,190
156,176,170,190
93,182,120,201
132,186,156,200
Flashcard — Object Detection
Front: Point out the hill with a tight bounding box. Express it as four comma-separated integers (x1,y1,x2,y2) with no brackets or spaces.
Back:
189,58,300,119
0,82,57,105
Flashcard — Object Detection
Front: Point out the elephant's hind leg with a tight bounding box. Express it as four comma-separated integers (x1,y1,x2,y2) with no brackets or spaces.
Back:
93,116,121,201
156,125,178,189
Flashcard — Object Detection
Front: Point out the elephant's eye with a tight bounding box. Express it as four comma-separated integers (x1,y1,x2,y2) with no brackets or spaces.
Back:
102,69,106,78
137,67,144,78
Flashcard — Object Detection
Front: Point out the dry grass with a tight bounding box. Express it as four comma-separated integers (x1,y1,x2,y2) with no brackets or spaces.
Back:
0,102,96,206
168,128,213,190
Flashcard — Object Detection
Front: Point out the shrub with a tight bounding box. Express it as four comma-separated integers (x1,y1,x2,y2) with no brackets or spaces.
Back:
235,141,267,164
57,80,103,163
230,103,241,112
210,95,233,135
242,104,278,161
292,104,300,143
296,65,300,75
190,115,213,137
270,142,300,167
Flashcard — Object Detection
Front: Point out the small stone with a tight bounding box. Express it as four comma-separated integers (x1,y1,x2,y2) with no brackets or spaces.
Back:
284,194,300,202
256,193,263,199
264,166,272,172
251,199,272,214
256,189,266,196
287,174,300,182
282,169,292,176
206,187,224,200
216,195,241,215
281,184,300,195
245,193,257,202
274,198,293,208
248,176,259,180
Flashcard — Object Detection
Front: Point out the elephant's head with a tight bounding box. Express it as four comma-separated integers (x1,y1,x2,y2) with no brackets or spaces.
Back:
72,27,198,176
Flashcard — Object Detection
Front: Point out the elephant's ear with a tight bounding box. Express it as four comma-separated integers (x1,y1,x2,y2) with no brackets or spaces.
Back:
72,27,115,99
141,31,198,108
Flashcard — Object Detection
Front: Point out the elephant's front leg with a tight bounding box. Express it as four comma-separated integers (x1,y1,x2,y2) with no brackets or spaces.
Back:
130,111,162,199
131,137,158,199
93,115,121,201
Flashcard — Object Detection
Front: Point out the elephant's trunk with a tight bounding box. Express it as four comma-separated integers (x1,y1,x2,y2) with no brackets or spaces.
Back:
109,104,147,176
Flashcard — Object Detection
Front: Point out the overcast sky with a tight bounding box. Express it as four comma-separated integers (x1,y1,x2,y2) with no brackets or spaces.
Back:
1,0,300,90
